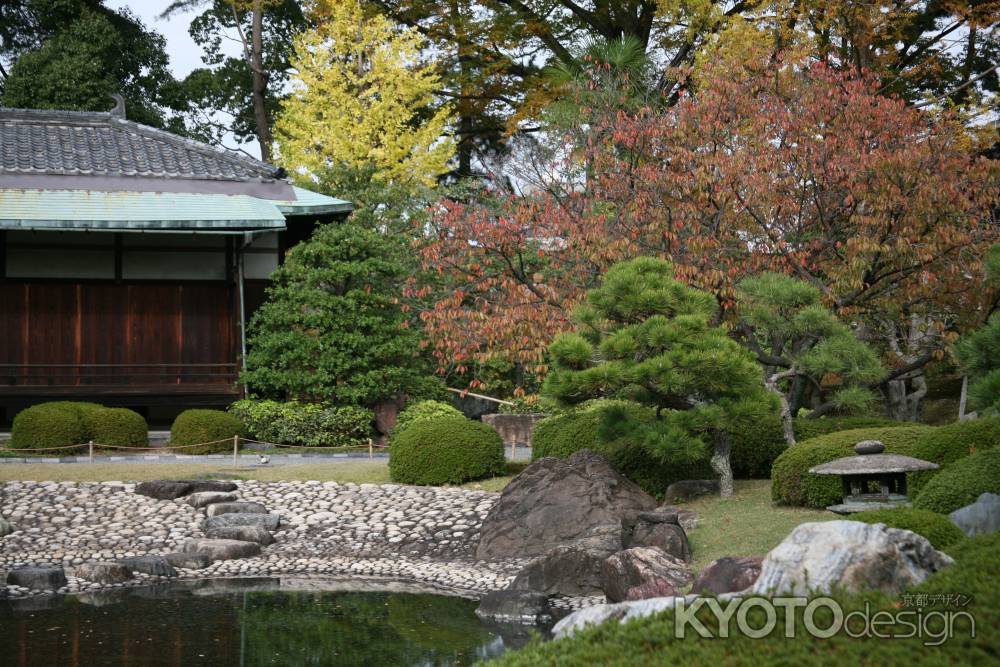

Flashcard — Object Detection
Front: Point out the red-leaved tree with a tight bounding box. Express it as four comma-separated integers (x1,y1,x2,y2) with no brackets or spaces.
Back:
412,49,1000,416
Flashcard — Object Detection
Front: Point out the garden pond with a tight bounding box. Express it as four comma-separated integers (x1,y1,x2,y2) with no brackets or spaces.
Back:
0,578,540,666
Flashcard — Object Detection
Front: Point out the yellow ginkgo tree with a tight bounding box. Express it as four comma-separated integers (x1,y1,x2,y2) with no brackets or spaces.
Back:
276,0,455,188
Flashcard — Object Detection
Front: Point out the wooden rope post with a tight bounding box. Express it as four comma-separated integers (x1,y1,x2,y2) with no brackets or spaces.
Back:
233,435,239,466
88,440,94,463
368,438,373,460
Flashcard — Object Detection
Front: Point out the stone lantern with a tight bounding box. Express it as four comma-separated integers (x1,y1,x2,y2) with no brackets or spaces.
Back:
808,440,939,515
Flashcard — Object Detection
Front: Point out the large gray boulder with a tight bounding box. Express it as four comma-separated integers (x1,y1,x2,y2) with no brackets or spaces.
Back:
205,525,275,546
552,595,697,639
184,491,238,509
949,492,1000,537
74,562,133,584
119,555,178,578
475,590,552,625
691,556,763,595
135,480,237,500
6,566,67,590
475,450,657,561
508,545,606,596
751,520,953,596
203,513,280,531
600,547,693,602
206,501,267,517
628,511,691,561
164,552,212,570
183,538,261,560
663,479,719,503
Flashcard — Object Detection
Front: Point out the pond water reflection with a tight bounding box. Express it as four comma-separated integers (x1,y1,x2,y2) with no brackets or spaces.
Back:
0,579,536,667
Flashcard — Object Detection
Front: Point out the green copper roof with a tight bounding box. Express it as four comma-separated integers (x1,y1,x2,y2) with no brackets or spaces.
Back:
0,189,286,231
276,186,354,216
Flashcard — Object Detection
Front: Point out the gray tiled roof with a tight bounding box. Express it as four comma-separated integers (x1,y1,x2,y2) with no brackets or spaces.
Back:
0,107,283,181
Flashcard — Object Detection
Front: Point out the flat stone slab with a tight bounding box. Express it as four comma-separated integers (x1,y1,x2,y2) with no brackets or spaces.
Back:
73,562,133,585
184,492,238,509
204,525,275,546
203,513,280,531
205,501,267,517
118,555,177,578
163,552,212,570
135,480,238,500
6,566,67,590
183,538,261,561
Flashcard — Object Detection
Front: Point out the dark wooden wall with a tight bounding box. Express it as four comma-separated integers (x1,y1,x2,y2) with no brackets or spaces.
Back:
0,282,237,387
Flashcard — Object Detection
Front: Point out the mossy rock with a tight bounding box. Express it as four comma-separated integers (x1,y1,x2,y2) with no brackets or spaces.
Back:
388,415,505,485
770,425,933,508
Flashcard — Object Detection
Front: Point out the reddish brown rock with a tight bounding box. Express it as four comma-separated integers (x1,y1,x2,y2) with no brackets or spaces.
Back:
691,556,763,595
600,547,692,602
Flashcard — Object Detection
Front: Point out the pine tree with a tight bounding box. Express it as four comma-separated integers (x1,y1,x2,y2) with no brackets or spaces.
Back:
542,257,772,497
956,245,1000,417
274,0,454,188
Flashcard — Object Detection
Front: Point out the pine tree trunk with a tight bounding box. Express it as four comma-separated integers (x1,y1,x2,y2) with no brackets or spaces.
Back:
250,3,272,163
765,370,797,446
710,431,734,498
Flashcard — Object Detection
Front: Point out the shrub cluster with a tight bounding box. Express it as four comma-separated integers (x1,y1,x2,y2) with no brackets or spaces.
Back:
229,399,373,447
170,409,246,453
532,400,713,497
851,507,966,550
913,447,1000,515
770,425,932,508
388,415,505,486
391,400,464,435
907,417,1000,496
489,531,1000,666
9,402,147,450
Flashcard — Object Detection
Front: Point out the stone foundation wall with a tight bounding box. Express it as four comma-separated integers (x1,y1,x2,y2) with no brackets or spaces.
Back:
481,414,547,452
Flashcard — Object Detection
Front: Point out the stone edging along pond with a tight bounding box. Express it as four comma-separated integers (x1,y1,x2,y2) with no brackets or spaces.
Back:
0,478,597,614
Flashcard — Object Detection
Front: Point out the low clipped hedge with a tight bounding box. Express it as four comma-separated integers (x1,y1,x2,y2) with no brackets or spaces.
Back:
85,407,148,447
170,409,246,453
9,403,84,450
490,531,999,667
388,415,505,486
792,415,901,442
913,447,1000,515
771,425,932,508
392,400,464,435
908,417,1000,496
852,507,966,550
531,401,713,497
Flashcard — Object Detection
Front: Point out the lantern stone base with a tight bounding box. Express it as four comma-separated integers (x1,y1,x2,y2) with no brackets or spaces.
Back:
826,496,911,515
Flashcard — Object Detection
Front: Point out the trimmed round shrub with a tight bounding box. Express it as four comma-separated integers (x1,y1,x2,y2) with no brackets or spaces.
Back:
85,407,149,448
913,447,1000,515
771,425,933,508
9,404,84,450
792,415,900,442
532,400,713,496
388,415,505,485
170,409,246,453
852,507,966,550
392,400,464,436
908,417,1000,496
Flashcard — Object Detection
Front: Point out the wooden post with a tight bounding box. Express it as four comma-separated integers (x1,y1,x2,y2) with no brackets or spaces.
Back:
88,440,94,463
368,438,373,460
233,435,239,466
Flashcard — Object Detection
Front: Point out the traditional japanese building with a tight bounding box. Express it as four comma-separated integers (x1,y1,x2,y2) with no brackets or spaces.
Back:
0,105,352,425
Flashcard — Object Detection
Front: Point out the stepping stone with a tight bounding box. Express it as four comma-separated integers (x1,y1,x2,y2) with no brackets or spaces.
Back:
0,517,12,537
119,555,177,578
204,525,275,546
135,480,238,500
205,501,267,517
6,566,67,590
164,552,212,570
185,492,238,509
204,514,280,531
183,538,260,561
73,562,133,585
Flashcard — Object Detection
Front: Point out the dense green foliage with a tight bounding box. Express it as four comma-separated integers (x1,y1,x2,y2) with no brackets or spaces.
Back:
908,417,1000,495
771,426,933,507
242,221,433,406
229,399,373,448
388,415,504,485
736,273,884,437
170,409,246,453
954,245,1000,416
851,507,966,550
542,258,773,495
491,531,999,666
913,448,1000,515
792,416,902,442
0,1,184,129
9,404,84,450
392,400,464,436
84,407,148,448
